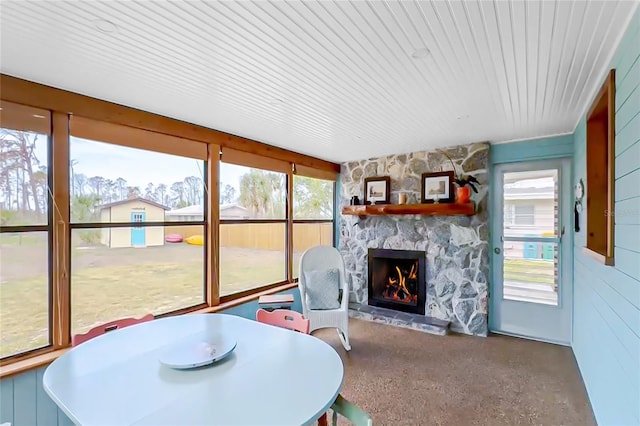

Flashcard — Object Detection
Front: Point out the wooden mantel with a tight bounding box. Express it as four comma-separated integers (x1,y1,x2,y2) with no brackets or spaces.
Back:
341,203,475,217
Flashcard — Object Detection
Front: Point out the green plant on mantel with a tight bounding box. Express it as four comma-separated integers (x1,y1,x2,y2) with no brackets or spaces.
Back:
437,149,480,193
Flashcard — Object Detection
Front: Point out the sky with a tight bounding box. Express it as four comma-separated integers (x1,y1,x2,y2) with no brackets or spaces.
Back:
21,135,279,195
71,137,205,189
70,138,271,192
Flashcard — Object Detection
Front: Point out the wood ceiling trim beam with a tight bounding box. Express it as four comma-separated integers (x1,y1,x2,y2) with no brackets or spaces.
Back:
0,74,340,173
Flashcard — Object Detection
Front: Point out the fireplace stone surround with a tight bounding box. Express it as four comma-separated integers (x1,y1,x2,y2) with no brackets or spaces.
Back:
339,142,490,336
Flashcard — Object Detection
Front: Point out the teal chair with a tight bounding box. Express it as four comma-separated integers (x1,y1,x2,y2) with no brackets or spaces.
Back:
330,394,373,426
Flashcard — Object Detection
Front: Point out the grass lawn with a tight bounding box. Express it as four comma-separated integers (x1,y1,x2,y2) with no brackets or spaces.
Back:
0,241,288,358
504,258,555,286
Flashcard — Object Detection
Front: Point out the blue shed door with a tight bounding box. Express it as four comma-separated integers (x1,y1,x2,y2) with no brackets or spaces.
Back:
131,212,146,246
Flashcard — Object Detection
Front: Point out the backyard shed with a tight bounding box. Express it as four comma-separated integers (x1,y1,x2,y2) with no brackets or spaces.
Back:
98,197,169,248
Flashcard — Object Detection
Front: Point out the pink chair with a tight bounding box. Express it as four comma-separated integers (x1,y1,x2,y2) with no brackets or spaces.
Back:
256,308,328,424
255,309,310,334
72,314,155,346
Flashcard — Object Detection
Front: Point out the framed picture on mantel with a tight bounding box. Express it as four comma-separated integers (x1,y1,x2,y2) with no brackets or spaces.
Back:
421,171,454,203
364,176,390,205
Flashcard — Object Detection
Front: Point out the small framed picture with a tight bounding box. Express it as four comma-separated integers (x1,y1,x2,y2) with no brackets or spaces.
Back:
364,176,390,205
421,171,454,203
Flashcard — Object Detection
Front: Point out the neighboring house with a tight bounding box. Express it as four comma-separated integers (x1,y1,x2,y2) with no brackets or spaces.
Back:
98,197,169,248
220,204,250,220
165,203,250,221
165,204,204,222
503,176,556,260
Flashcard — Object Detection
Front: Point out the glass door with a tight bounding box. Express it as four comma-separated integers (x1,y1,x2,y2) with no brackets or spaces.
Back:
490,159,572,345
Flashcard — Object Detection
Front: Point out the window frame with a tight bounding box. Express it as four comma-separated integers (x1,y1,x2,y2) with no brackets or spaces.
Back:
0,74,339,369
0,103,54,358
291,174,336,279
584,69,615,266
218,157,290,302
67,124,212,325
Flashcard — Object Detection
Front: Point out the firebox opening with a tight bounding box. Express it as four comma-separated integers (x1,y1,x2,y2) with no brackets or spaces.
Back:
373,259,419,306
368,248,426,315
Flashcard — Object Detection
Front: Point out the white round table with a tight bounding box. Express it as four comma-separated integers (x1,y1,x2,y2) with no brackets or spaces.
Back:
44,314,344,425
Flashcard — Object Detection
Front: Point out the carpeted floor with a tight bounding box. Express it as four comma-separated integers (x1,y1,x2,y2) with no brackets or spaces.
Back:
313,319,594,426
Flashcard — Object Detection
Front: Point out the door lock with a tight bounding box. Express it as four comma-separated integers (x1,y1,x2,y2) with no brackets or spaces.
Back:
494,247,501,254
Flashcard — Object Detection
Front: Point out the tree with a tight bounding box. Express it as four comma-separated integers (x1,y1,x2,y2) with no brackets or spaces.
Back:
144,182,156,202
70,194,101,223
170,181,186,208
0,129,43,216
183,176,202,206
220,184,236,205
103,179,115,203
71,193,102,244
155,184,168,206
87,176,105,200
115,178,127,201
126,186,141,199
293,176,333,219
32,167,48,215
73,173,87,197
238,170,285,218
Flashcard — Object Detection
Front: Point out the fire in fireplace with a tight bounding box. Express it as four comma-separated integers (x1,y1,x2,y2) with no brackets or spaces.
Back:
368,248,426,315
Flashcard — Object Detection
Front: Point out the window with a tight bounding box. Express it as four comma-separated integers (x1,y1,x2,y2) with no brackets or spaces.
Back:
292,175,334,278
0,101,51,358
502,169,559,305
68,118,208,336
514,205,535,225
219,161,287,296
585,69,615,265
0,76,339,362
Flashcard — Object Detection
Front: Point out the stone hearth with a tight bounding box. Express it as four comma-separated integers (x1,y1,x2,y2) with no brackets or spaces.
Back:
349,303,449,336
339,142,490,336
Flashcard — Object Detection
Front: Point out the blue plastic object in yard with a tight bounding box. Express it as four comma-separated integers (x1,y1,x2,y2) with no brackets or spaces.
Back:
523,234,538,259
524,242,538,259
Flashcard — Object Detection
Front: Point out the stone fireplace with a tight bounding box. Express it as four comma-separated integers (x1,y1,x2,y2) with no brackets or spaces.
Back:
339,142,490,336
368,248,426,315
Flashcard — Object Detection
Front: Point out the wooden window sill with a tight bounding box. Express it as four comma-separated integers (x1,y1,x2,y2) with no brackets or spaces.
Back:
0,349,69,379
0,282,299,379
194,282,299,314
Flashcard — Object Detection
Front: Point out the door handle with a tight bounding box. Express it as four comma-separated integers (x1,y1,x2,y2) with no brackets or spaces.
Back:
494,247,501,254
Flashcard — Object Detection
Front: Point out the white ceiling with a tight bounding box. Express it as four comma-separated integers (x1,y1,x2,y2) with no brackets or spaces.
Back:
1,1,638,163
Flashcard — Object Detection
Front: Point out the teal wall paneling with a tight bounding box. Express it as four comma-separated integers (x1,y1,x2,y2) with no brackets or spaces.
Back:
616,110,640,156
615,138,640,178
490,134,574,164
12,372,36,426
0,377,13,423
35,368,58,426
0,288,301,425
572,7,640,426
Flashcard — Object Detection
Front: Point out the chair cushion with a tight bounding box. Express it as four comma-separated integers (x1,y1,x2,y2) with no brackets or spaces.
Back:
304,268,341,310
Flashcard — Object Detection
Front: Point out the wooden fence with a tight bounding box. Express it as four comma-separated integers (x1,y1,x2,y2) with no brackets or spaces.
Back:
165,222,333,252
